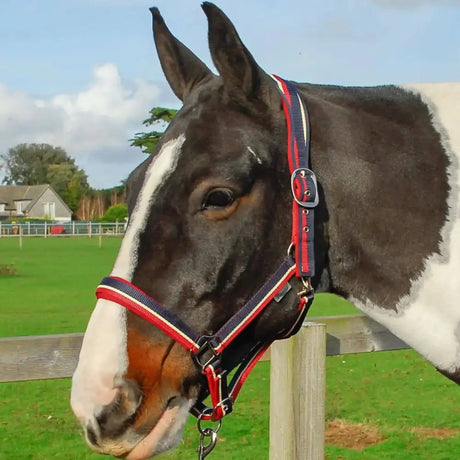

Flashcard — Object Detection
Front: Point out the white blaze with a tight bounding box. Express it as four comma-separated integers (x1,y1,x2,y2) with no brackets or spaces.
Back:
112,135,185,280
71,136,185,422
353,83,460,374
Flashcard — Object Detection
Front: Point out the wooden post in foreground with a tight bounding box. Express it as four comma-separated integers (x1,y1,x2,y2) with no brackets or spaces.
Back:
269,322,326,460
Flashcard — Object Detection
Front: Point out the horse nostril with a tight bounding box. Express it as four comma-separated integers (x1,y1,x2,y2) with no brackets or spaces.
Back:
118,379,143,417
94,380,142,439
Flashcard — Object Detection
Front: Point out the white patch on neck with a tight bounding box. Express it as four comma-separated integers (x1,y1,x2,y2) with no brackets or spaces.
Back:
71,136,185,423
351,83,460,375
247,146,262,165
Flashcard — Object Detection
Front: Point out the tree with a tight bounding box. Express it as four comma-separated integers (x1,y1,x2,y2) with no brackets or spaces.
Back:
130,107,178,154
46,164,89,212
2,144,71,185
75,183,126,220
1,143,89,212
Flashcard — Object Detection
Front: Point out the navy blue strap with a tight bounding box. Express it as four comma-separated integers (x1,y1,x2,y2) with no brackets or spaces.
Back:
213,257,297,350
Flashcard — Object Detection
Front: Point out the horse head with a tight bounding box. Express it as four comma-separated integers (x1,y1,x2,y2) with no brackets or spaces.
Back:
71,4,317,458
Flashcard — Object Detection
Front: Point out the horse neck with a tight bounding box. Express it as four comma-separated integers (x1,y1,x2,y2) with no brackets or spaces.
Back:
296,83,449,311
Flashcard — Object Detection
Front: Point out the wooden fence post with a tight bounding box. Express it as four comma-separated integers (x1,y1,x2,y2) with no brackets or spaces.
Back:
269,322,326,460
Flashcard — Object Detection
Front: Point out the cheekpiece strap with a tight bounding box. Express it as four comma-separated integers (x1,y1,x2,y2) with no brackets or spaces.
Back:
271,75,318,278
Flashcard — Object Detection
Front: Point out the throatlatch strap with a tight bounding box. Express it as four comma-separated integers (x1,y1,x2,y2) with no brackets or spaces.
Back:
271,76,318,278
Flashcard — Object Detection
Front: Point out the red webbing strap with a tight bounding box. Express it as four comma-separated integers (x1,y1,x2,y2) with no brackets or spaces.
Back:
96,276,200,353
227,342,271,401
271,75,318,278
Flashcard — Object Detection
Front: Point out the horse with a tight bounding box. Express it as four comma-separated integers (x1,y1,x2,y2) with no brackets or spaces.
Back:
71,3,460,459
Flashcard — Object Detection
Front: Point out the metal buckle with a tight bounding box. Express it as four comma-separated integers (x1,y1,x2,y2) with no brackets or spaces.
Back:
192,336,222,370
297,277,314,300
290,168,319,208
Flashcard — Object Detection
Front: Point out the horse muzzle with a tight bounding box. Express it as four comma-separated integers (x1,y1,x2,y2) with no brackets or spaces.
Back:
72,380,193,459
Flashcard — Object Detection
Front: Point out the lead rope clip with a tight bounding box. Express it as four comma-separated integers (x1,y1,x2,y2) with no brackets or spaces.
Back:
196,412,222,459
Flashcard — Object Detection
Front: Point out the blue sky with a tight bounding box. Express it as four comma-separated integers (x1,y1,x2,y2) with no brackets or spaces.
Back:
1,0,459,188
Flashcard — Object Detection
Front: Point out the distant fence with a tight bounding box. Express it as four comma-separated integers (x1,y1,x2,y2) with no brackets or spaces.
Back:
0,221,125,237
0,314,409,460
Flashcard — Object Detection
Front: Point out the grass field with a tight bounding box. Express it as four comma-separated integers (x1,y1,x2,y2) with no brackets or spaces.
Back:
0,237,122,337
0,236,459,459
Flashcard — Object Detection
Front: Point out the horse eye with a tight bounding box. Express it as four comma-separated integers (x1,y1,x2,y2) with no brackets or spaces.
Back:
202,189,235,209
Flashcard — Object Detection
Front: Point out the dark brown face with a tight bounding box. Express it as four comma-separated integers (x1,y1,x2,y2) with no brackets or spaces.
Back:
70,3,315,458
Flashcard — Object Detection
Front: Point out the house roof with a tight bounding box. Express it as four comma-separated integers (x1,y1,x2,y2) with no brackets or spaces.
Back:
0,184,70,214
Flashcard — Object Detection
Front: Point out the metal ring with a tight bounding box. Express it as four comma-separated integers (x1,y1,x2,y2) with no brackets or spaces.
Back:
197,410,222,435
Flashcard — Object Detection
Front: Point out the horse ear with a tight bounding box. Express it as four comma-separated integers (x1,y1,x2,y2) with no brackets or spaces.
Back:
150,7,214,102
202,2,280,110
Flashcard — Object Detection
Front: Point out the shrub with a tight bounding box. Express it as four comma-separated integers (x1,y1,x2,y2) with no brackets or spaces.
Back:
100,203,128,222
0,264,17,276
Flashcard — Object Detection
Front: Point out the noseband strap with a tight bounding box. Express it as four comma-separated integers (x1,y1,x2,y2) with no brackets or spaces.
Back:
95,76,318,421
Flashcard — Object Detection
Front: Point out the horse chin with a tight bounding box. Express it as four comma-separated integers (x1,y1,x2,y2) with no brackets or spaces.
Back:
123,397,194,460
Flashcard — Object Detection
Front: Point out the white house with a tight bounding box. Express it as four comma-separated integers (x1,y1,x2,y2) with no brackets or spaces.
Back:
0,184,72,221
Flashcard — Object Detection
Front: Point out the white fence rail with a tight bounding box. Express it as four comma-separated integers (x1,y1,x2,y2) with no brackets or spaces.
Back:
0,221,125,237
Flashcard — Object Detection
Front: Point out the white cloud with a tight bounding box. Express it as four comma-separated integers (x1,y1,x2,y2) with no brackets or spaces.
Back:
0,63,167,188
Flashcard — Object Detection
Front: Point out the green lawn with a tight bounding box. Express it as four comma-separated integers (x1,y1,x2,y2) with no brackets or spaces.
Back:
0,236,458,459
0,236,122,337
